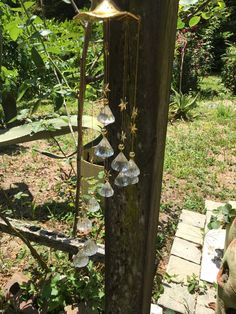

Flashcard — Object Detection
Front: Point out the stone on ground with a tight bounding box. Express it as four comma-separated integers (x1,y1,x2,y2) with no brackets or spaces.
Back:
158,282,196,313
195,285,216,314
180,210,205,228
200,229,225,283
171,237,201,264
167,255,201,283
205,200,225,212
176,222,203,245
150,303,163,314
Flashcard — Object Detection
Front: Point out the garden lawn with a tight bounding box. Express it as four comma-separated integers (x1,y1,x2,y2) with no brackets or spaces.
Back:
163,99,236,214
153,94,236,302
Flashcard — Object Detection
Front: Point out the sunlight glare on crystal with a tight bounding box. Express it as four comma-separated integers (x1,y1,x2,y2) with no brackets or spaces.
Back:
97,105,115,126
99,181,114,198
111,152,129,172
114,172,129,187
87,197,100,213
73,251,89,268
83,239,98,256
125,159,140,178
77,218,92,233
94,137,114,159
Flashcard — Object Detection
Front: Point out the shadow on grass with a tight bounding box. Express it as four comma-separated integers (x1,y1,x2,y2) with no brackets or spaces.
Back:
0,144,28,156
0,183,73,222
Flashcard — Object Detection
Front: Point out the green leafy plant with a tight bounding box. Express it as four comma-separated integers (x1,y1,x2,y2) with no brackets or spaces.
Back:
187,274,207,294
165,310,176,314
0,1,103,126
169,88,198,121
222,44,236,94
216,104,236,119
208,203,236,230
21,258,104,313
173,0,228,93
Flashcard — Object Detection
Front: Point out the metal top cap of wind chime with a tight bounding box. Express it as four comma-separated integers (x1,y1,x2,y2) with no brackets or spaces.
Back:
74,0,139,22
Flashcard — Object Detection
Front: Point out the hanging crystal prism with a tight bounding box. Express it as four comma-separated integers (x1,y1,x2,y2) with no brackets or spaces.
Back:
111,151,129,172
73,251,89,268
127,175,139,185
87,197,100,213
94,137,114,159
97,105,115,126
77,217,92,233
99,181,114,197
114,171,129,187
83,239,98,256
125,158,140,178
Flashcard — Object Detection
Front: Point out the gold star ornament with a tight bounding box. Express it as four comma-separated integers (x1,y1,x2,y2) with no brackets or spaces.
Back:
118,99,127,112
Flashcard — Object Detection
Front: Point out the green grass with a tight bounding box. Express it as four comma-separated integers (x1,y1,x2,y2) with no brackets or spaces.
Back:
153,78,236,303
162,84,236,214
198,75,234,100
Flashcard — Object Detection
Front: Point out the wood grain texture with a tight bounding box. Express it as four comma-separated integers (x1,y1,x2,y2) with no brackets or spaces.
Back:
105,1,179,313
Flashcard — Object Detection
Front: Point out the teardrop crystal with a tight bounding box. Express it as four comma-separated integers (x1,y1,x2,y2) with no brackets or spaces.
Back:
83,239,98,256
97,105,115,126
125,159,140,178
114,172,129,187
87,197,100,213
99,181,114,198
127,175,139,185
111,152,129,172
77,218,92,233
94,137,114,159
73,251,89,268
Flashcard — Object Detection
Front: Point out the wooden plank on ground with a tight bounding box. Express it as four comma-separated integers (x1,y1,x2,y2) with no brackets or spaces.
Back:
0,218,104,261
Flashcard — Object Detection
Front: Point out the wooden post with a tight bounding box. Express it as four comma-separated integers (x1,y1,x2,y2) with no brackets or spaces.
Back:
105,1,179,313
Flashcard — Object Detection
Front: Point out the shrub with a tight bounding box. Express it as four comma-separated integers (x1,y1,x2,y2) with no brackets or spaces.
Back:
222,44,236,94
173,29,214,93
169,88,198,121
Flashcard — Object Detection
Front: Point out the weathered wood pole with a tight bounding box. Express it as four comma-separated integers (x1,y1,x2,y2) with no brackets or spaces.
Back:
105,1,179,314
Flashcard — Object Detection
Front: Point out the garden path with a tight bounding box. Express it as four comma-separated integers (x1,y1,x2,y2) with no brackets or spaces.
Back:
157,200,236,314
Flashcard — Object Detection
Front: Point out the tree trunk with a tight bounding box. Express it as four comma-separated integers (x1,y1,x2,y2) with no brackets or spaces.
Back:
105,1,179,313
2,91,17,127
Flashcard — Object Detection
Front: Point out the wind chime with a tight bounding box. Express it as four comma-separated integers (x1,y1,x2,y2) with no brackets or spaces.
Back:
73,0,141,268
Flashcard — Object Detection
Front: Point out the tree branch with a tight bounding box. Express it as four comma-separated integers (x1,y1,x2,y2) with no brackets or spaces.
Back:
19,0,77,147
0,212,49,272
86,73,104,84
70,0,80,14
72,23,92,237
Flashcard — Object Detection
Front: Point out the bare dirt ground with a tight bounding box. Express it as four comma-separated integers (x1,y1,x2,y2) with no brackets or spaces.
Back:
0,140,73,289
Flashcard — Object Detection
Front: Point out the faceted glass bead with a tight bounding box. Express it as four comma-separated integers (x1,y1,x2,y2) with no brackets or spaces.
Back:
83,239,98,256
125,159,140,178
99,181,114,198
127,175,139,185
94,137,114,159
73,251,89,268
111,152,129,172
77,218,92,233
114,172,129,187
87,197,100,213
97,105,115,126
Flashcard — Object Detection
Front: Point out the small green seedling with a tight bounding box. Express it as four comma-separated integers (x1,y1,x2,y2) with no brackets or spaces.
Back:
208,203,236,230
